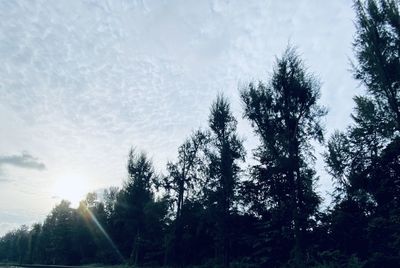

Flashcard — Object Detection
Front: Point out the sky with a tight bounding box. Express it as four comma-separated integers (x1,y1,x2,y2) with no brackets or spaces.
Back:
0,0,361,236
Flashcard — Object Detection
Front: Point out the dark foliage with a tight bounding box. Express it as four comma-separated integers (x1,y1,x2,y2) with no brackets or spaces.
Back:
240,46,326,267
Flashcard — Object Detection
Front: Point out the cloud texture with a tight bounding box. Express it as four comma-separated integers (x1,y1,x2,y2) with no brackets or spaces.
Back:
0,0,359,236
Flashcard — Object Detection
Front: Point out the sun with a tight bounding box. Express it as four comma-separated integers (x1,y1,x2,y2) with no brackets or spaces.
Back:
52,173,91,207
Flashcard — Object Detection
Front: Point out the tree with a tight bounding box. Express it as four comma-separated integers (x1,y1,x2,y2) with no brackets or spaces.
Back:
28,223,42,264
111,148,168,266
353,0,400,130
204,95,245,268
164,130,207,266
113,149,154,264
241,47,326,267
103,186,119,220
40,200,79,265
324,77,400,267
323,1,400,265
325,0,400,214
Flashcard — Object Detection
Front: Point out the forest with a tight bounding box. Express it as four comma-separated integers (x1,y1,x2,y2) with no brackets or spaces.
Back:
0,0,399,267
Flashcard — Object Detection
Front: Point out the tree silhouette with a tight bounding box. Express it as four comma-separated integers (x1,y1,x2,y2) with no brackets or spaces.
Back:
241,46,326,267
204,95,245,268
165,130,208,266
323,0,400,266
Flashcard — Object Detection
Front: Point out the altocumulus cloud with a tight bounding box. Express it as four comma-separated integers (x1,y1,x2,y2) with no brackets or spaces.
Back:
0,152,46,172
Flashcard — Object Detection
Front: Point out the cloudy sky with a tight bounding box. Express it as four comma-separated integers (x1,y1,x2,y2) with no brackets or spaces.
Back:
0,0,360,236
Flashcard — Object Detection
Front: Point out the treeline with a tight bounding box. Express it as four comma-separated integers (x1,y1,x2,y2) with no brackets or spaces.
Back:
1,1,399,267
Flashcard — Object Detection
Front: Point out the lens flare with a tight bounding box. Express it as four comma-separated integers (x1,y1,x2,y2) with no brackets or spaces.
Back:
83,205,125,263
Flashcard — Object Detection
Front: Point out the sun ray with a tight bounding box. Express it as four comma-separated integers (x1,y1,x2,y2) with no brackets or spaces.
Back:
82,204,126,263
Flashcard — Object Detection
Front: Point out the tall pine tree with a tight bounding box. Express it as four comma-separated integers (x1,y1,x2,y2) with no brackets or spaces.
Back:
241,47,326,267
324,1,400,265
205,95,245,268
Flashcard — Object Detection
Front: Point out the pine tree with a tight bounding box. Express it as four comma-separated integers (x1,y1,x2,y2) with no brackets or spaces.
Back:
164,130,207,266
353,0,400,130
241,47,326,267
113,149,155,264
205,95,245,268
324,1,400,265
